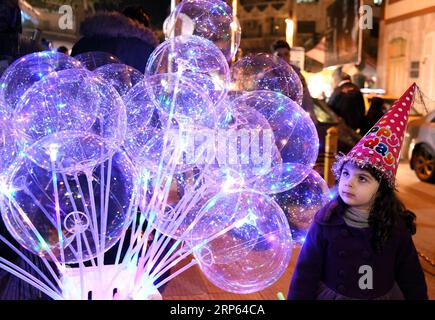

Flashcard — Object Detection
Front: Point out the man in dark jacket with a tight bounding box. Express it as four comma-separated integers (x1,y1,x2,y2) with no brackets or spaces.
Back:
71,9,159,73
272,40,317,125
328,69,366,132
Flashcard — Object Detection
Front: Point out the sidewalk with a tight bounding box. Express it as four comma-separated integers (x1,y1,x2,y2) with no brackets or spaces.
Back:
163,162,434,300
162,246,301,300
162,244,434,300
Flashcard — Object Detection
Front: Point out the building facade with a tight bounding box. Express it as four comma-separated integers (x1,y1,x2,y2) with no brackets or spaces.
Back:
237,0,334,55
377,0,435,98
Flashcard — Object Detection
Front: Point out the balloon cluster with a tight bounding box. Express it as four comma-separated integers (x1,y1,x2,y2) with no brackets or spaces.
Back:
0,0,329,299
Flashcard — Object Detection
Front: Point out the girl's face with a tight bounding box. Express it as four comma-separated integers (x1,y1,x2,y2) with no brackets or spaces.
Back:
338,163,380,212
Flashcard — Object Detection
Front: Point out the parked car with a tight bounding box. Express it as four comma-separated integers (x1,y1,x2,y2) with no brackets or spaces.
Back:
401,116,425,161
363,91,424,162
312,98,361,175
363,93,423,123
409,111,435,183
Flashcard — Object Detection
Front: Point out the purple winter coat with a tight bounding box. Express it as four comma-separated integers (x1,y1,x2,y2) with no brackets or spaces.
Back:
287,204,428,300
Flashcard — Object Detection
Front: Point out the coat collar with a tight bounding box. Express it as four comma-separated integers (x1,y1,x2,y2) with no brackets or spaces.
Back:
314,202,346,226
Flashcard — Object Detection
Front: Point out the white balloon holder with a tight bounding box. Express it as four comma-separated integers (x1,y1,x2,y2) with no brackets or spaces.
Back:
61,264,162,300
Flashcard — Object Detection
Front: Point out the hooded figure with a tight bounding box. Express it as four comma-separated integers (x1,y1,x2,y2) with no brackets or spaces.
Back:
71,11,159,73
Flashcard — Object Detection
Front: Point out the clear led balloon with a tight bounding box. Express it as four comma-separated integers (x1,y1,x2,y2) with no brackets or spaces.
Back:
145,35,230,105
207,102,282,188
12,68,127,150
0,51,82,114
250,162,314,195
164,0,241,62
188,190,292,294
151,172,220,240
0,118,17,176
94,64,143,97
230,91,319,192
0,133,138,264
24,131,118,173
273,170,330,245
74,51,121,71
231,53,303,106
124,74,216,174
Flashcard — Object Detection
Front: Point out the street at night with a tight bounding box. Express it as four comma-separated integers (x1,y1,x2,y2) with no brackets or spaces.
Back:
161,161,435,300
0,0,434,304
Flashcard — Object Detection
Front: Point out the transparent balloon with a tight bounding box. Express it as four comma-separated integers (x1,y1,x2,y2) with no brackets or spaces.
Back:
0,51,82,114
164,0,241,62
230,91,319,191
188,190,292,294
150,170,220,240
12,68,127,150
25,131,118,173
0,118,18,176
0,133,138,264
145,35,230,105
94,64,143,97
74,51,121,71
231,53,303,105
124,74,215,174
250,163,314,194
273,170,330,245
206,102,283,189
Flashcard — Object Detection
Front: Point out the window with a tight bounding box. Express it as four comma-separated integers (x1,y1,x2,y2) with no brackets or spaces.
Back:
242,20,262,38
297,21,316,34
388,37,406,59
410,61,419,78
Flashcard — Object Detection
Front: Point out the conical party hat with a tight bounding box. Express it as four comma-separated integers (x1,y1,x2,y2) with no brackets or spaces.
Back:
333,83,417,187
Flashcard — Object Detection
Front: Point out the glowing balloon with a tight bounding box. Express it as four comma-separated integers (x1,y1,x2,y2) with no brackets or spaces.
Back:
273,170,330,245
0,118,17,175
74,51,121,71
124,74,215,174
250,163,314,194
0,51,82,114
231,53,303,105
0,133,138,264
188,190,292,294
230,91,319,191
152,176,220,240
206,102,282,188
145,35,230,105
164,0,241,62
94,64,143,97
24,131,118,173
12,68,127,150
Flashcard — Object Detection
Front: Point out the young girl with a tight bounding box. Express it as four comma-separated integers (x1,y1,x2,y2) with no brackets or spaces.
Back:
287,83,428,300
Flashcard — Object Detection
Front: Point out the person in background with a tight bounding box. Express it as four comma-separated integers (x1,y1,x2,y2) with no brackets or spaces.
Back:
272,40,317,125
71,5,159,73
328,68,366,133
361,97,385,136
122,5,152,28
57,46,69,55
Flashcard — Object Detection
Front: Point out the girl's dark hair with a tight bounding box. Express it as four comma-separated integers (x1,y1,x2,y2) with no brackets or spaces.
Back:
334,163,417,252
